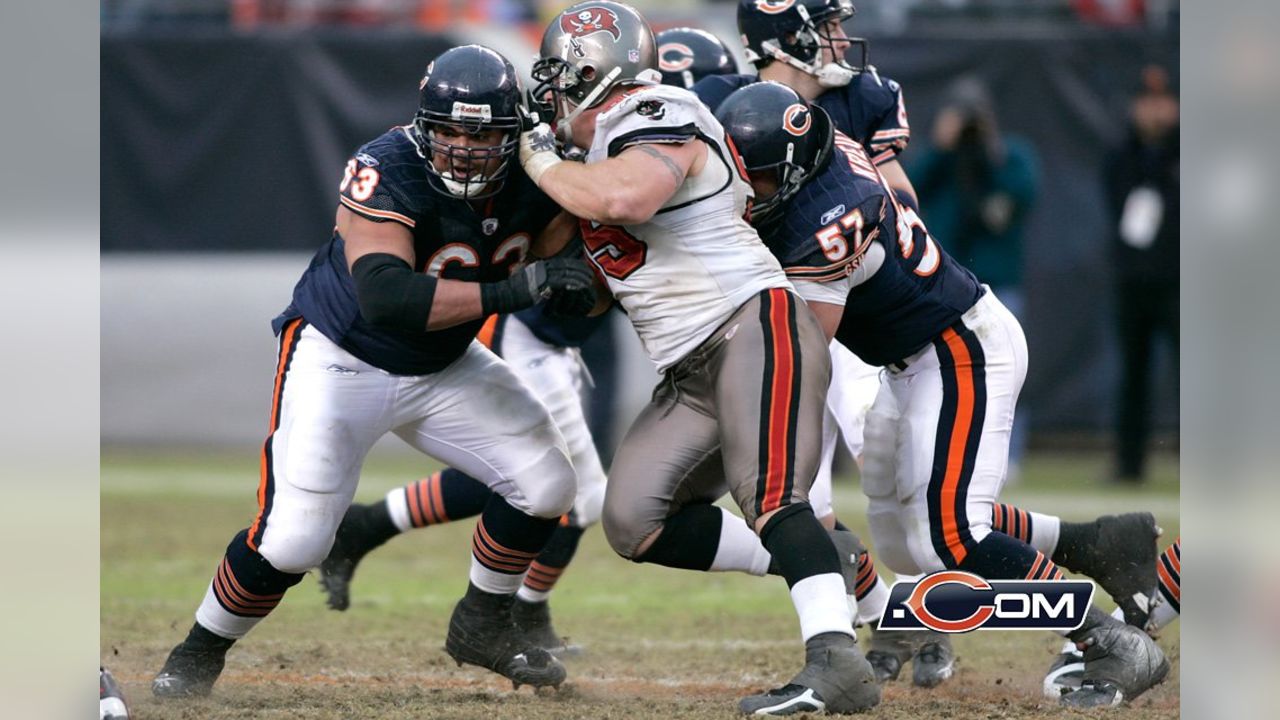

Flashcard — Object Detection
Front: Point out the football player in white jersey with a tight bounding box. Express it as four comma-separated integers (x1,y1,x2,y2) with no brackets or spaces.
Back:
518,2,881,715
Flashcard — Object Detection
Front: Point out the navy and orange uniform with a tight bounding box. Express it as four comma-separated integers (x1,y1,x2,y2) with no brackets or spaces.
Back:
759,130,982,367
693,69,911,165
273,126,560,374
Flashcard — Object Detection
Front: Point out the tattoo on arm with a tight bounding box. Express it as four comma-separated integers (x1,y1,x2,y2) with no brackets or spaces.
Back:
635,145,686,186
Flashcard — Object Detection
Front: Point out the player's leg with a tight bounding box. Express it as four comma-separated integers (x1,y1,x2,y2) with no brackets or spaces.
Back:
893,294,1167,706
990,501,1161,626
712,289,879,715
154,322,391,697
393,341,575,689
498,318,607,652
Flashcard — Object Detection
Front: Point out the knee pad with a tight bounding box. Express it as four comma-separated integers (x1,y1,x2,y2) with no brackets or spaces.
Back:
859,407,899,501
257,526,338,574
866,504,921,576
503,447,576,519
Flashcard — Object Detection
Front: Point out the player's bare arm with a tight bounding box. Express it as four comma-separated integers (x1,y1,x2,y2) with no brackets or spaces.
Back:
522,131,705,226
877,158,919,208
805,301,844,342
531,210,614,316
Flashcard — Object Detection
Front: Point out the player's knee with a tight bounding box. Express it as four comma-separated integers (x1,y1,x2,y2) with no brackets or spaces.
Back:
601,500,659,560
503,447,576,519
905,531,949,575
258,529,336,574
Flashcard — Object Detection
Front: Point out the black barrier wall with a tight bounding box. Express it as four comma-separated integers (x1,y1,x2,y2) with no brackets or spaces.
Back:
101,29,1177,433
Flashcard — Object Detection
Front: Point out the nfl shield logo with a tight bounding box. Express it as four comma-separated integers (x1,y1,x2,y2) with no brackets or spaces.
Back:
482,218,500,236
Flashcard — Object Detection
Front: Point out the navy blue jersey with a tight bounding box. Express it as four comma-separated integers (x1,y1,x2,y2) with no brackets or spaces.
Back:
692,68,910,164
273,126,561,375
762,131,982,366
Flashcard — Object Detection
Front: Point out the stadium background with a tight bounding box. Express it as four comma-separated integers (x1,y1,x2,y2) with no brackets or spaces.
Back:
102,0,1178,455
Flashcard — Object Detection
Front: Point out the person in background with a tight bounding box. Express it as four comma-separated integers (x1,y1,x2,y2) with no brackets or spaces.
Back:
1105,63,1178,483
910,75,1039,482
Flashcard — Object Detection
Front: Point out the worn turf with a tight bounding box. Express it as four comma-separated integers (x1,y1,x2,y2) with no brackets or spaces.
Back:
102,449,1178,719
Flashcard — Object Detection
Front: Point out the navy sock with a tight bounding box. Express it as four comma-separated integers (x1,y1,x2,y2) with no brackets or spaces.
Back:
632,503,723,571
956,531,1063,580
759,503,842,588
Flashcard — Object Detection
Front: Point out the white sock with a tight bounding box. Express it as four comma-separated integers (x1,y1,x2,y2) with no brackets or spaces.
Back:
709,508,772,576
195,582,264,640
384,486,413,533
790,573,856,642
516,585,550,603
468,556,522,595
1028,511,1061,556
855,574,891,625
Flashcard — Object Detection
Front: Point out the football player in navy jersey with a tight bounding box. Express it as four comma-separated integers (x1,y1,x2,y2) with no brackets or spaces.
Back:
315,26,739,658
150,45,599,699
716,82,1170,708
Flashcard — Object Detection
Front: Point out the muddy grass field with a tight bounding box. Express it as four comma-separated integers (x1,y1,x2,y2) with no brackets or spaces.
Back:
102,450,1179,719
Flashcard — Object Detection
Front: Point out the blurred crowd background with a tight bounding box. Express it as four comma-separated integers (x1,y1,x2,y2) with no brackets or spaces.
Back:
101,0,1179,483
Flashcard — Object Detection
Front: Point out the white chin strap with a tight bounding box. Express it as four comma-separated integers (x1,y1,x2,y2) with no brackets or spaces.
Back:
554,65,624,149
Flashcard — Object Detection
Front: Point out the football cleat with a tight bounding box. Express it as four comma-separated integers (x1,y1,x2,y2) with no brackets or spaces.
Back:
864,624,913,683
445,593,567,688
151,641,228,698
1042,648,1086,699
1073,513,1161,627
911,637,956,688
1059,612,1169,708
317,503,383,611
100,666,131,719
739,632,880,715
511,598,582,657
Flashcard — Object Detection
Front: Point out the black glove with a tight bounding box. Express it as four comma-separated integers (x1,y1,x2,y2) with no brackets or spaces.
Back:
542,255,598,317
479,257,595,316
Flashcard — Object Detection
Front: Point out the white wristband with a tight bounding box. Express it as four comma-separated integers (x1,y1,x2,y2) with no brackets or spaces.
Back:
523,150,563,186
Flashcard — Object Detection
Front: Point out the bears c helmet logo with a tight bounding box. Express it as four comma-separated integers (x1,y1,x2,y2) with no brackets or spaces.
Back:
658,41,695,72
755,0,798,14
560,6,623,42
782,103,812,136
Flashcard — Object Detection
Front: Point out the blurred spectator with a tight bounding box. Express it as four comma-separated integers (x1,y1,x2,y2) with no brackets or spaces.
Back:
910,75,1039,482
1106,63,1178,483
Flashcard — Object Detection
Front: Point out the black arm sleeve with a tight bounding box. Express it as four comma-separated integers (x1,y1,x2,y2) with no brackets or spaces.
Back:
349,253,437,331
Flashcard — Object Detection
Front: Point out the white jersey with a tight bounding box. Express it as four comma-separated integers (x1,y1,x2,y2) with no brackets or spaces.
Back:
583,84,792,371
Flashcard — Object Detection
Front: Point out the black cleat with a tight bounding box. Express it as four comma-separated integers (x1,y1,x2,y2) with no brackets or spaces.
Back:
512,598,582,657
1060,609,1169,707
911,636,956,688
864,624,913,683
151,641,228,698
446,592,567,689
317,503,390,611
1060,513,1161,627
739,632,880,715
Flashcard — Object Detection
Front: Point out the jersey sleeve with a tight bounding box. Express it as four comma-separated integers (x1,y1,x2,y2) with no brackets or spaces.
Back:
597,87,706,158
777,192,889,283
861,70,912,166
337,145,420,229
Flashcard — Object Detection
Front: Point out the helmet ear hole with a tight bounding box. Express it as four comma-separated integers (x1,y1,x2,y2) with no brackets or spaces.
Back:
581,65,597,81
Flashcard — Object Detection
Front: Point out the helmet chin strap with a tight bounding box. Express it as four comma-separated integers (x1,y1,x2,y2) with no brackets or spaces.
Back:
554,65,624,150
762,40,854,89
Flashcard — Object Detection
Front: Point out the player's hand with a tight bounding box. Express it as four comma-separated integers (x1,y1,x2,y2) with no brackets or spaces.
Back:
539,256,598,317
520,122,562,185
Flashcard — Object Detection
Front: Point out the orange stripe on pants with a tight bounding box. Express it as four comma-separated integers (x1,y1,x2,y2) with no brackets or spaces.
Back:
247,318,304,551
938,328,977,567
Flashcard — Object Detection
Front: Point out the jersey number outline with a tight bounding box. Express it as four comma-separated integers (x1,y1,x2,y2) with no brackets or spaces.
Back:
340,159,380,202
423,234,530,277
581,221,647,280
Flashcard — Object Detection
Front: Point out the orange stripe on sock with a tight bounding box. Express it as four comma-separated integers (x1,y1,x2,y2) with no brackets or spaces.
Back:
405,482,426,528
1157,558,1180,601
428,472,448,523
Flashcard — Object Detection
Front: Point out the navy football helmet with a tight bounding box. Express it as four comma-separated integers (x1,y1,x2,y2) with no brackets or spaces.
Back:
655,27,738,89
715,81,833,226
414,45,523,199
737,0,867,88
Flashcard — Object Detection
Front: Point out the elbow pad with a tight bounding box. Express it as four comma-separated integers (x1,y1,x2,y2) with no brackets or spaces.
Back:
350,252,436,330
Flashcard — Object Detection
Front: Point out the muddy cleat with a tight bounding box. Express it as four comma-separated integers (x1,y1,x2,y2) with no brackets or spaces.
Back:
317,503,393,611
1042,648,1085,699
151,641,228,698
445,590,567,688
864,624,914,683
1058,513,1160,627
512,598,582,657
1059,609,1169,708
911,635,956,688
739,632,880,715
